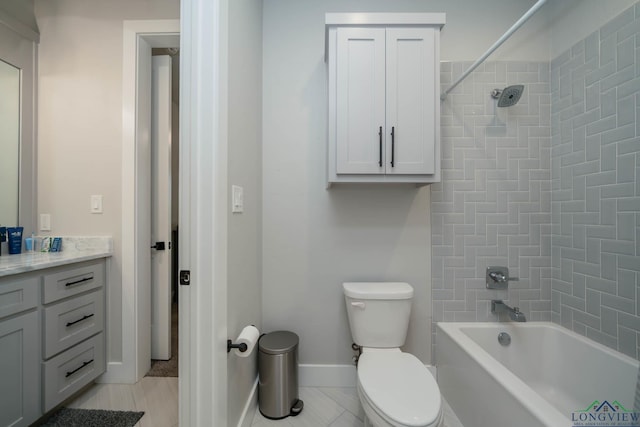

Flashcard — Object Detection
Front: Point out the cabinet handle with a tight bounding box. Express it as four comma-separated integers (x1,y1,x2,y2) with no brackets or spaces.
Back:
66,313,95,327
65,359,94,378
65,276,93,287
390,126,395,167
378,126,382,167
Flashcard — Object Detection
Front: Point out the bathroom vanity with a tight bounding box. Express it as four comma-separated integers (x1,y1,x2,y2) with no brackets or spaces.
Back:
0,250,110,427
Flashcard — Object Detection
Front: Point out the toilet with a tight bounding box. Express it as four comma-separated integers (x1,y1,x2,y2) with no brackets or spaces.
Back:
343,282,443,427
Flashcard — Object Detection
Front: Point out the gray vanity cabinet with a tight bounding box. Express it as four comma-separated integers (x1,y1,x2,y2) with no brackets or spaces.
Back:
0,277,40,427
41,260,106,412
0,257,107,426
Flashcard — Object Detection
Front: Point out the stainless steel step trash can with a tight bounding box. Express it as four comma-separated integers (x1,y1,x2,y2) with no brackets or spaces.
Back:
258,331,304,419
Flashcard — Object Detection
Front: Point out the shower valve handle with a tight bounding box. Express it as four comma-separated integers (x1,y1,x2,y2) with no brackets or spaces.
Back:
486,266,519,289
489,271,519,282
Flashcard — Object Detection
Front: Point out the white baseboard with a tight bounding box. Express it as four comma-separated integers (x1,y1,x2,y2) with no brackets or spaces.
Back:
97,362,135,384
299,364,356,387
237,378,258,427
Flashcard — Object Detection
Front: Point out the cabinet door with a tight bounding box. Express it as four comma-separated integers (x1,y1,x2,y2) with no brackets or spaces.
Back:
0,311,39,427
336,27,386,174
386,28,437,175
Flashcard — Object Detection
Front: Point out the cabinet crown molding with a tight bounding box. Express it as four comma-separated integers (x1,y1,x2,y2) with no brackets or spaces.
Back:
325,13,446,62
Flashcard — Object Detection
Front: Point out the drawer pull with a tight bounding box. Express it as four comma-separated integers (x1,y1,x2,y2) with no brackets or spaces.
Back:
378,126,383,167
390,126,395,167
66,313,95,327
65,276,93,287
65,359,94,378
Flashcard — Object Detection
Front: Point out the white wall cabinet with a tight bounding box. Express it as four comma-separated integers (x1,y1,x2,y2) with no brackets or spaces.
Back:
326,14,445,185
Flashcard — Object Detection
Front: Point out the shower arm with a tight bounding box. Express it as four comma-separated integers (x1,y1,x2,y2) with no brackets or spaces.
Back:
440,0,547,101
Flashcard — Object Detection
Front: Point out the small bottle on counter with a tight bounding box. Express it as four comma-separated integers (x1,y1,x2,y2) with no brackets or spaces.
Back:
25,233,35,252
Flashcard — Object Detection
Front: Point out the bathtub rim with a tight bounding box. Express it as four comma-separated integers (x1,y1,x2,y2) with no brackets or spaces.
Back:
436,321,639,427
438,321,639,367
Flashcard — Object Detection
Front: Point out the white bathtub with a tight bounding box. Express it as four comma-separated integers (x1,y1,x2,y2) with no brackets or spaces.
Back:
436,322,639,427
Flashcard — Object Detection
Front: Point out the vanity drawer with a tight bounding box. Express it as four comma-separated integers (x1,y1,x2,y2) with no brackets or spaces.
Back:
0,276,39,319
42,260,104,304
43,289,104,359
43,332,105,412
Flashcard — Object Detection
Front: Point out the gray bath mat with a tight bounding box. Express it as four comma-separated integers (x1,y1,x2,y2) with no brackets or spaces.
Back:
42,408,144,426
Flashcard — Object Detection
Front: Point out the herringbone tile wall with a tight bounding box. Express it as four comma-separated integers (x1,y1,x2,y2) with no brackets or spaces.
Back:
432,60,553,354
550,4,640,359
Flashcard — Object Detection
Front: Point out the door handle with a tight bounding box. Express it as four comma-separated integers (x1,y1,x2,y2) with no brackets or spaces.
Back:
151,242,166,250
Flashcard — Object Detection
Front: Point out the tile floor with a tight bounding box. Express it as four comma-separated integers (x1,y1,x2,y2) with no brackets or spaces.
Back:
66,377,465,427
251,387,464,427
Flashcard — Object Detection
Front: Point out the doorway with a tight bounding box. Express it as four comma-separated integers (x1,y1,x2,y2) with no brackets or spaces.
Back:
118,20,181,387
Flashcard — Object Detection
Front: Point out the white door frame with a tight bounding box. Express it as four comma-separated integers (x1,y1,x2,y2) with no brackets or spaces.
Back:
180,0,229,425
114,20,179,386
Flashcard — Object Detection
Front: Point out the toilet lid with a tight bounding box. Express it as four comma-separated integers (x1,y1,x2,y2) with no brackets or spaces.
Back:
358,352,441,427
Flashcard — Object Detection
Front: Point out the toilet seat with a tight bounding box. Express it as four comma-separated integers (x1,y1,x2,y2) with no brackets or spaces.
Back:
357,351,442,427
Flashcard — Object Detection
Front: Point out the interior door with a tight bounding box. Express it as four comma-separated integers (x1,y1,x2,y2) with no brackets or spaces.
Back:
151,55,173,360
385,28,436,175
136,36,152,375
336,27,386,174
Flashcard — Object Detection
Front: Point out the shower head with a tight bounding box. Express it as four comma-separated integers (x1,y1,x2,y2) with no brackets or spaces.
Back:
491,85,524,107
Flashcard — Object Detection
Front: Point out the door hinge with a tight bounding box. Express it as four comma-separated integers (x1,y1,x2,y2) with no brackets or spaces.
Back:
179,270,191,286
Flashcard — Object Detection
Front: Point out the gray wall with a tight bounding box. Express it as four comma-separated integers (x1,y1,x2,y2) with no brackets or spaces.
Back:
550,3,640,359
227,0,263,425
262,0,439,366
432,61,552,357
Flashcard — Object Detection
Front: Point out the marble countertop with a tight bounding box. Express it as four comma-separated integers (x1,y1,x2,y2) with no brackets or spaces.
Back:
0,236,113,277
0,250,112,277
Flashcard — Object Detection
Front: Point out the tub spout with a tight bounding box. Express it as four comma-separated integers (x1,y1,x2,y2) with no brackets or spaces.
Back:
491,300,526,322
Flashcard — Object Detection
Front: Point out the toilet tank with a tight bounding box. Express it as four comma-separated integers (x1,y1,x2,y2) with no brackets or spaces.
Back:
343,282,413,348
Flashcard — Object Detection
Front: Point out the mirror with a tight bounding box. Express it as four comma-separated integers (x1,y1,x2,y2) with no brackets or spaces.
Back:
0,58,20,227
0,18,37,235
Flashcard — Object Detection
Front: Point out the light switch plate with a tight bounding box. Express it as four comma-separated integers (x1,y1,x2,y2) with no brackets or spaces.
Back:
91,195,103,214
40,214,51,231
232,185,243,213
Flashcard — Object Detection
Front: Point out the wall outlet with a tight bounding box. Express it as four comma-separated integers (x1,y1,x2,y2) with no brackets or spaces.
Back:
40,213,51,231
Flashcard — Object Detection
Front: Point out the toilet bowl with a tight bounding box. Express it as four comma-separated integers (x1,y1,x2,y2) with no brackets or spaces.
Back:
343,282,443,427
357,349,443,427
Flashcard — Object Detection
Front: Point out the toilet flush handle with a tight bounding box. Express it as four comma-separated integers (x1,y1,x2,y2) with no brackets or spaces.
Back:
351,302,366,309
